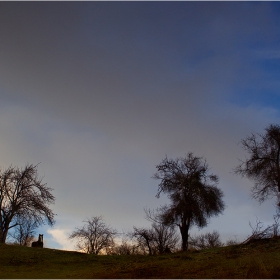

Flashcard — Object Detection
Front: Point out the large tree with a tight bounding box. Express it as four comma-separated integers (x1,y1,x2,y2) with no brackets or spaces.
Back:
0,164,55,243
153,153,225,251
235,124,280,206
69,216,117,254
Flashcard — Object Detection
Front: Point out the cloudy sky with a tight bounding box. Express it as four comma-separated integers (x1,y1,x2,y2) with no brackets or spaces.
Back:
1,1,280,250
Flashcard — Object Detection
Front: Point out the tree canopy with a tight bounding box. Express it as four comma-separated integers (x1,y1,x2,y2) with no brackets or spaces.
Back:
235,124,280,206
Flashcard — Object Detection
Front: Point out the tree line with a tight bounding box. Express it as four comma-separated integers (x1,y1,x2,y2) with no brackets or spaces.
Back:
1,124,280,253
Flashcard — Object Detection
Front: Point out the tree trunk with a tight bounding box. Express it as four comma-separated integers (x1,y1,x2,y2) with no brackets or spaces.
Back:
0,229,8,243
180,223,190,251
148,244,152,255
0,216,14,243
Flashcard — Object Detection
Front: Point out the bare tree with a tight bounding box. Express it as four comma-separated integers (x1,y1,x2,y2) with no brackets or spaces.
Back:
106,236,140,255
9,217,37,246
69,216,117,255
130,221,179,255
144,208,179,254
151,222,179,254
242,216,280,244
189,230,223,250
235,124,280,207
225,236,239,246
130,226,155,255
153,153,225,251
0,164,55,243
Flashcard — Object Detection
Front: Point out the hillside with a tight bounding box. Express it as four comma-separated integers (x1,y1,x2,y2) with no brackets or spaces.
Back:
1,238,280,278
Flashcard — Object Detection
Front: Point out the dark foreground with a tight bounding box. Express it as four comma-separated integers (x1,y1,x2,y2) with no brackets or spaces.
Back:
1,238,280,278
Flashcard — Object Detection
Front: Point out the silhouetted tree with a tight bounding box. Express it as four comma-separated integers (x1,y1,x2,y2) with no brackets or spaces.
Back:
151,222,179,254
144,208,180,254
189,230,223,250
9,217,37,246
242,216,280,244
107,236,140,255
0,164,55,243
225,236,239,246
153,153,225,251
130,222,179,255
235,124,280,207
130,226,155,255
69,216,117,254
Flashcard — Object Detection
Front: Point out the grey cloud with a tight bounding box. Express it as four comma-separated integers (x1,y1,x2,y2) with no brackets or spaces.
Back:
0,2,280,248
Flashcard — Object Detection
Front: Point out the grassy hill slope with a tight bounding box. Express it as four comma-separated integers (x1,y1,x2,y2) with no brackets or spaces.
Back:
1,238,280,278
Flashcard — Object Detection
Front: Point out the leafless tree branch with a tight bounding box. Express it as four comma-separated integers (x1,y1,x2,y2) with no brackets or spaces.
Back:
235,124,280,206
0,164,55,243
69,216,117,254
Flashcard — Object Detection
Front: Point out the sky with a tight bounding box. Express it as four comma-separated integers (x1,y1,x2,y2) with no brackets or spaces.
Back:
1,1,280,250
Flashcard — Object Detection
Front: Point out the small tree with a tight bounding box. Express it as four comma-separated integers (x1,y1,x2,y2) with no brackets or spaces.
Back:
69,216,117,254
130,222,179,255
242,216,280,244
189,230,223,250
130,226,155,255
225,238,239,246
153,153,225,251
0,164,55,243
9,217,37,246
107,237,140,255
151,222,179,254
144,208,180,254
235,124,280,206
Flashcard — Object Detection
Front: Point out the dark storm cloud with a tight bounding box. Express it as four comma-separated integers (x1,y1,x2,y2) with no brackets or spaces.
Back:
0,2,276,120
